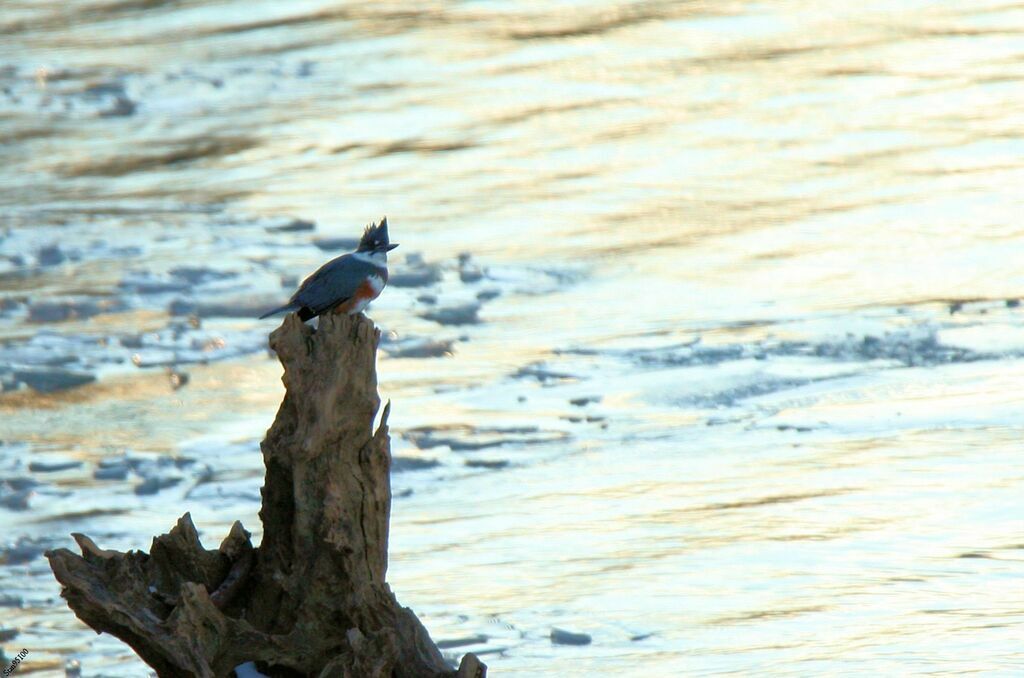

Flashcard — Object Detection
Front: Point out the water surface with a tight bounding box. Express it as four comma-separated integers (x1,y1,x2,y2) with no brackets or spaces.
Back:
1,1,1023,675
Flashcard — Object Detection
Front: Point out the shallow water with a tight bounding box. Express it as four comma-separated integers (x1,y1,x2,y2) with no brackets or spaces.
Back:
2,0,1024,675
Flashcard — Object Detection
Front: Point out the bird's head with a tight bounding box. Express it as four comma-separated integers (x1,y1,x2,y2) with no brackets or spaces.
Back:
357,217,399,254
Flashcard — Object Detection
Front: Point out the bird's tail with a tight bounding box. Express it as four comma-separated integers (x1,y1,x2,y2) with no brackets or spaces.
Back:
258,303,300,320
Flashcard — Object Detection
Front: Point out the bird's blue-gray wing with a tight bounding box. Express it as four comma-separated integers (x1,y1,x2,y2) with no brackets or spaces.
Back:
291,254,381,315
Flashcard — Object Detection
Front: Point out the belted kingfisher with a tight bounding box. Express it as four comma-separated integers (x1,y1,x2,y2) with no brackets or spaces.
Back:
259,217,398,321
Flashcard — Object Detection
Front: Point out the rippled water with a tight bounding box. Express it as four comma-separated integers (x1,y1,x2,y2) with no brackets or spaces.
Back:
2,1,1024,675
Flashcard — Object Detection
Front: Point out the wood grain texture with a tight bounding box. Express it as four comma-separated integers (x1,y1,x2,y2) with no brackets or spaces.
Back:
47,312,484,678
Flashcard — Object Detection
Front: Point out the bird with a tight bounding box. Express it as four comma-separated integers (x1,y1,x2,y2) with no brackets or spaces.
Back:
259,217,398,321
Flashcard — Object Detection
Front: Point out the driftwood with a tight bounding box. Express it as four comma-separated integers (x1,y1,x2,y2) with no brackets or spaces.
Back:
46,313,485,678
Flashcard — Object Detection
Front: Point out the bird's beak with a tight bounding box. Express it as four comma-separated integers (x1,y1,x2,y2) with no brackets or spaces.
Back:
386,243,399,251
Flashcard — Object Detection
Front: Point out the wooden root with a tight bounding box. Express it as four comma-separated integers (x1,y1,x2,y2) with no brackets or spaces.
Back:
46,313,485,677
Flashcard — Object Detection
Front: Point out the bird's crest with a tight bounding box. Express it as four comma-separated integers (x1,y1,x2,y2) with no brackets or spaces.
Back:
357,217,391,252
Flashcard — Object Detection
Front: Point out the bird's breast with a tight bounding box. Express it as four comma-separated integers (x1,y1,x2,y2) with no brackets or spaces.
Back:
354,273,386,305
367,273,386,296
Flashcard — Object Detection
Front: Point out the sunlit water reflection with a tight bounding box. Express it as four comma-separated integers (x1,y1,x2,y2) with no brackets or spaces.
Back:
1,0,1023,675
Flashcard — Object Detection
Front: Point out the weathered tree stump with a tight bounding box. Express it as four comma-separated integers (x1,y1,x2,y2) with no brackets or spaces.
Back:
46,313,485,678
